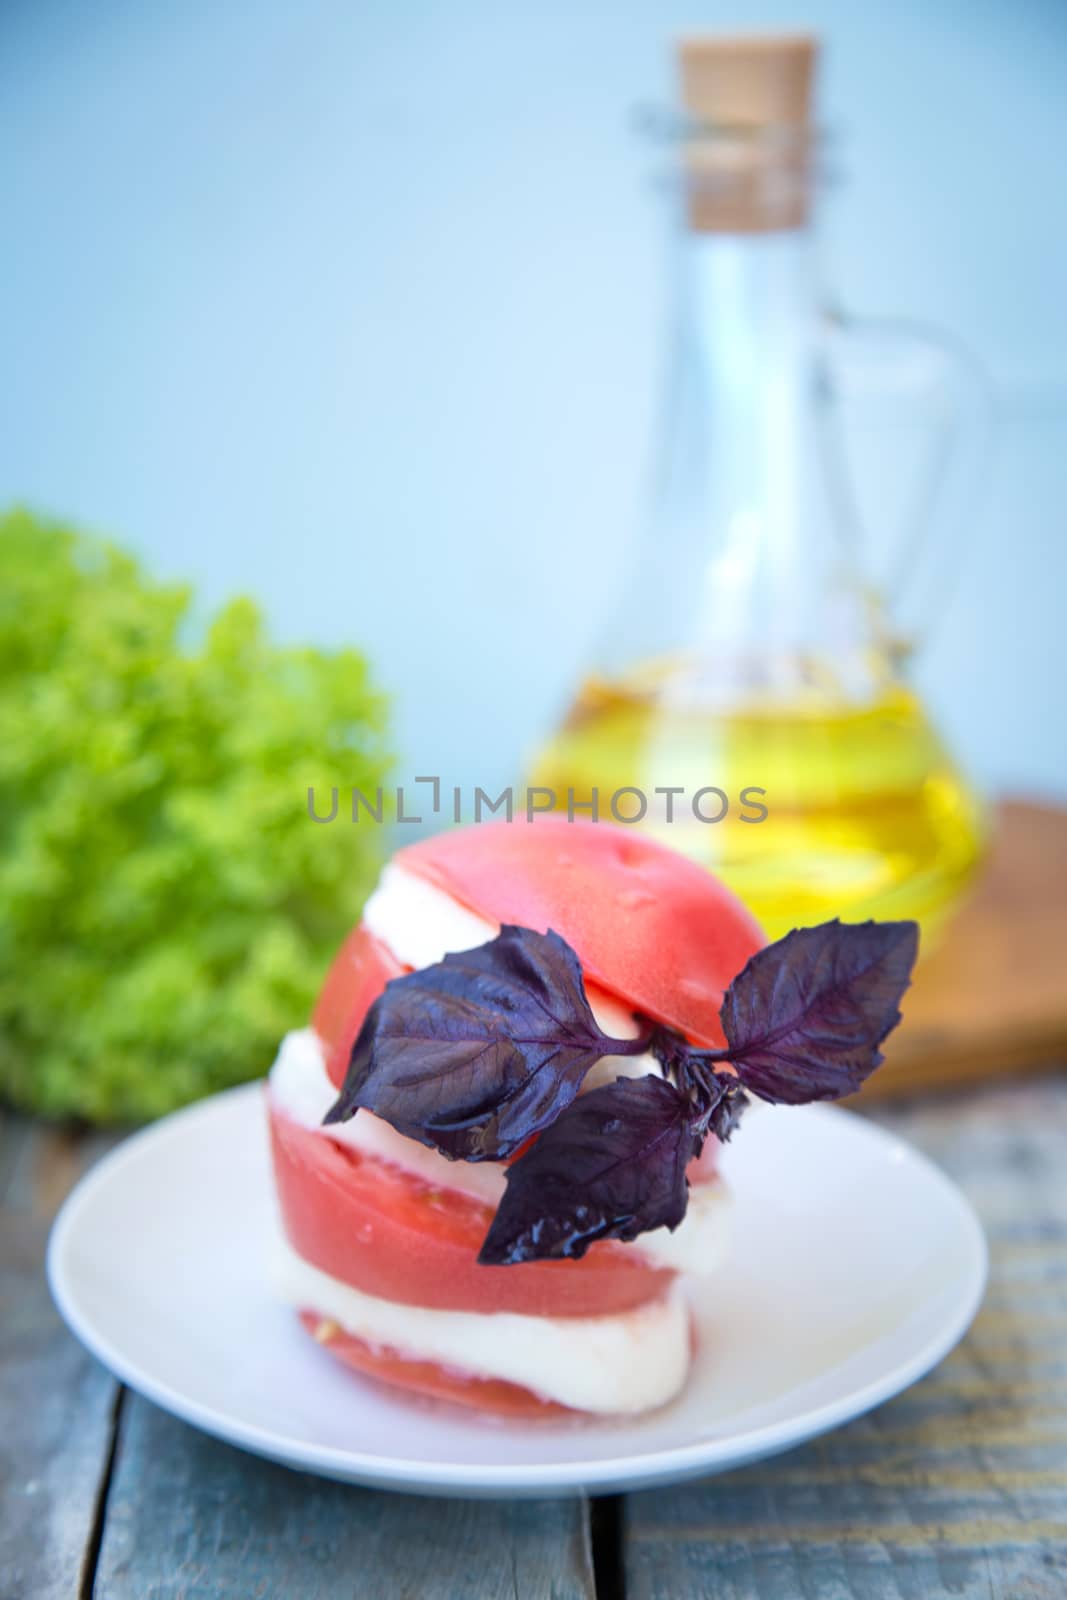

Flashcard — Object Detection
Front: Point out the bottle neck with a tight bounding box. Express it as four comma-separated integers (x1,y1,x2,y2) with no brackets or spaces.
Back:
681,226,817,460
669,226,823,655
618,219,877,705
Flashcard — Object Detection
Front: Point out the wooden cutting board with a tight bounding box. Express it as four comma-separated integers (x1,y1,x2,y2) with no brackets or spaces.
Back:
860,800,1067,1098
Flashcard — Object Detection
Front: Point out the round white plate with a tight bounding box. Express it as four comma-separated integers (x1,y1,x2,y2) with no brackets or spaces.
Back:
48,1084,986,1497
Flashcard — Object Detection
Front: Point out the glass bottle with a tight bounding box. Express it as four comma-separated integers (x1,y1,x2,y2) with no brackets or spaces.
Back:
528,35,988,943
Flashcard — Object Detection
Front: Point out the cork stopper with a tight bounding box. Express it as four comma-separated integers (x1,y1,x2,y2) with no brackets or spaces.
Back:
676,33,819,233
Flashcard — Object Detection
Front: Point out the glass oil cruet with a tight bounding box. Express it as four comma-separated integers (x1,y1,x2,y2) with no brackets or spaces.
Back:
528,34,988,944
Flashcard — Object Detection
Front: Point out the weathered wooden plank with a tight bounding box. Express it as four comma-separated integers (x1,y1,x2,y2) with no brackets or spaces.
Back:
0,1118,123,1600
623,1077,1067,1600
94,1394,596,1600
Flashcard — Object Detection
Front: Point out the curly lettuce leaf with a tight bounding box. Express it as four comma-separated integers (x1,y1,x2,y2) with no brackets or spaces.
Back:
0,508,390,1122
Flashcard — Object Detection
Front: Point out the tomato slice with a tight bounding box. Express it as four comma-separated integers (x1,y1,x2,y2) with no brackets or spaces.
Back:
298,1311,571,1418
270,1101,675,1319
396,817,764,1048
312,924,405,1090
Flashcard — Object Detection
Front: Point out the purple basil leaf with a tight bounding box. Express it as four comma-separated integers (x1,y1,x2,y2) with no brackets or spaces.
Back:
719,919,919,1103
323,924,647,1161
478,1075,698,1265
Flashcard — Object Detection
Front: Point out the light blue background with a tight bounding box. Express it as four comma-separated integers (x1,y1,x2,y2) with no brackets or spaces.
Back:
2,0,1065,801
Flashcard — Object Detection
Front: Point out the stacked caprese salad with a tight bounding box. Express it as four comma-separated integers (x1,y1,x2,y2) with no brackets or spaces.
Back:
268,818,917,1418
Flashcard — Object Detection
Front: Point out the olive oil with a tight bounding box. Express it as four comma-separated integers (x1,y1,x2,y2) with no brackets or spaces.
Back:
529,667,986,943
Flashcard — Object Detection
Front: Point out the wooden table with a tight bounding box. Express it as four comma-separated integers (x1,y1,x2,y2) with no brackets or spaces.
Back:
3,1079,1066,1600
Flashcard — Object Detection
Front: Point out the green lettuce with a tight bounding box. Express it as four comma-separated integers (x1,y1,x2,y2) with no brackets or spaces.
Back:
0,509,389,1122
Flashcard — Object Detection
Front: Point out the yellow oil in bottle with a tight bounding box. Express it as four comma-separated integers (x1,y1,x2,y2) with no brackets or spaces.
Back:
528,665,987,944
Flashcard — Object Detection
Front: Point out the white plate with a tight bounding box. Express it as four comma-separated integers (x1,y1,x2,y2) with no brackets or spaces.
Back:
48,1084,986,1497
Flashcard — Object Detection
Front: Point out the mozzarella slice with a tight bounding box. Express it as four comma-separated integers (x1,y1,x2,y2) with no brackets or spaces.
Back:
272,1237,691,1415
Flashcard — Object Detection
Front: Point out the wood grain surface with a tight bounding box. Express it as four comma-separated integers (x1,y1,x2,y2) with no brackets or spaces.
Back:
95,1395,593,1599
0,1118,121,1600
2,1077,1065,1599
864,800,1067,1097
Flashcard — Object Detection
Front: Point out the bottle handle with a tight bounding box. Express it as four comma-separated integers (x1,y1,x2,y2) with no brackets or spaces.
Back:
820,302,995,656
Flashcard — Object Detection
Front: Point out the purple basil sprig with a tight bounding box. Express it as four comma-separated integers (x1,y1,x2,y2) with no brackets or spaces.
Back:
325,915,918,1264
480,918,917,1264
323,925,649,1161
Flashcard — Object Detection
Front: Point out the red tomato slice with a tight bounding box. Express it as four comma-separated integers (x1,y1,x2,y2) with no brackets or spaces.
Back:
270,1100,675,1319
298,1311,571,1418
312,924,405,1090
396,817,764,1048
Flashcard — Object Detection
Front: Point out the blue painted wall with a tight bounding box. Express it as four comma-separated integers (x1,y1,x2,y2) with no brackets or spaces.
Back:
2,0,1064,799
